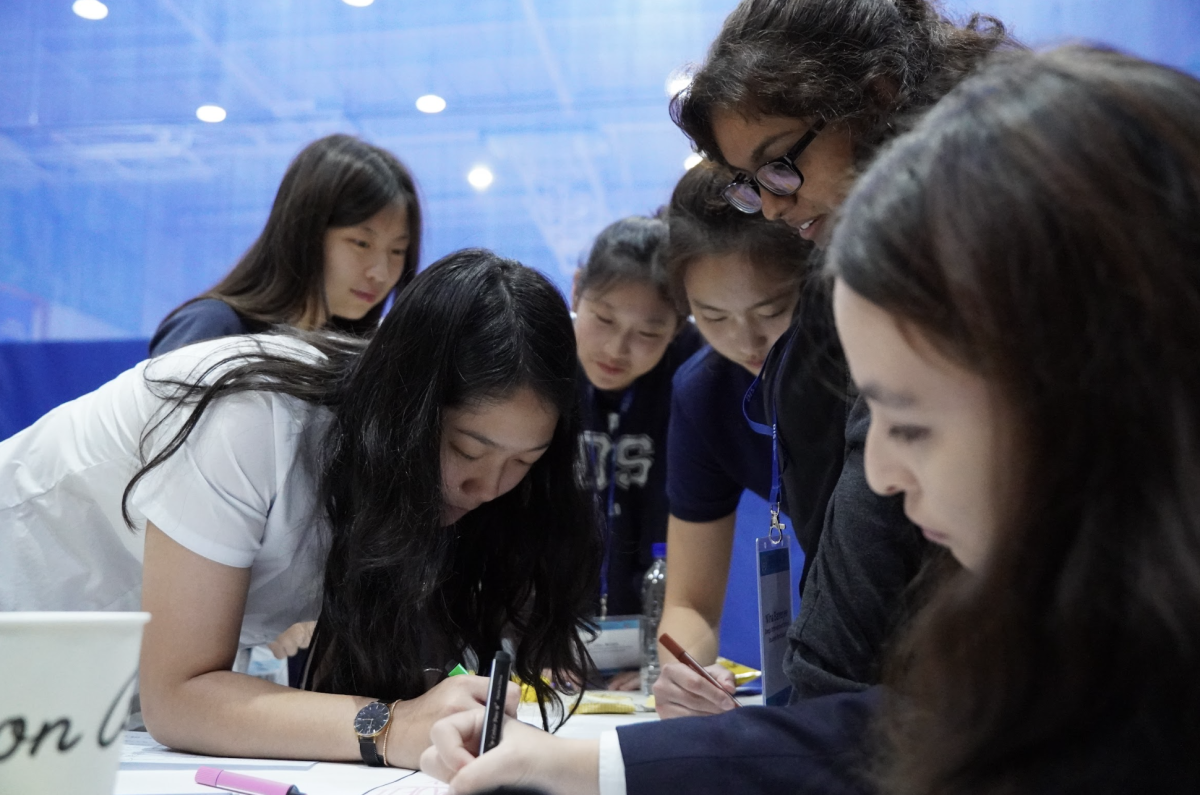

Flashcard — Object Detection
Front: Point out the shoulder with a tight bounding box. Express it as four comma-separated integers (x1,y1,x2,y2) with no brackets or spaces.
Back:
144,333,326,386
149,299,254,357
672,346,752,402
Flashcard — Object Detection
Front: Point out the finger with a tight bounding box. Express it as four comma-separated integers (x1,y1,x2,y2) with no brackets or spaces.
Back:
418,744,455,784
427,709,486,770
653,665,733,717
503,681,521,717
607,670,640,691
706,664,737,693
266,641,287,659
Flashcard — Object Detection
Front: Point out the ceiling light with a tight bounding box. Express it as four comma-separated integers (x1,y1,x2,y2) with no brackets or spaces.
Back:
684,153,703,170
72,0,108,20
415,94,447,114
468,166,494,191
342,0,374,6
665,70,692,99
196,105,227,123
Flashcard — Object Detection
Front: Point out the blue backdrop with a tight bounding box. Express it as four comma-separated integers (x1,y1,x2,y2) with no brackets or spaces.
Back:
2,0,1199,666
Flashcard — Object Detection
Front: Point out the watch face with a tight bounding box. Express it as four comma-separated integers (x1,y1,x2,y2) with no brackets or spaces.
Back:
354,701,390,736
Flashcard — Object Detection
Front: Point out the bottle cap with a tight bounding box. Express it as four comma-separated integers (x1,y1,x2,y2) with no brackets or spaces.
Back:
651,542,667,559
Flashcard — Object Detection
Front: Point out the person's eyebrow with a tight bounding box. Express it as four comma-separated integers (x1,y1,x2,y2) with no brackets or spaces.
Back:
859,382,919,409
692,289,794,314
458,428,553,453
748,130,798,169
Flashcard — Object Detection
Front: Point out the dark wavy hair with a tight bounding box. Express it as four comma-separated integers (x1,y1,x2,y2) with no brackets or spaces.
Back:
125,249,600,726
664,160,811,312
575,215,682,322
828,46,1200,793
163,134,422,335
671,0,1012,166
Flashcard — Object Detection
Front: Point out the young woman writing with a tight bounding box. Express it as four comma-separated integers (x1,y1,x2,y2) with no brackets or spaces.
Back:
149,134,421,356
420,45,1200,795
1,248,600,770
650,160,812,700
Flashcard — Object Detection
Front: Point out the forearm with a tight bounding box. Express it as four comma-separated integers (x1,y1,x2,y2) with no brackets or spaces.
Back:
141,669,373,762
656,514,735,666
657,604,719,665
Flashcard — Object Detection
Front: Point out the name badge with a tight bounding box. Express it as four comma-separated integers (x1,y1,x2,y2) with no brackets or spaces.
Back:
584,615,641,673
756,534,794,706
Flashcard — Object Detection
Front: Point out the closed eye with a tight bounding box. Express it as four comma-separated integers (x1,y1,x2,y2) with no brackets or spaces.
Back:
887,425,929,443
453,445,480,461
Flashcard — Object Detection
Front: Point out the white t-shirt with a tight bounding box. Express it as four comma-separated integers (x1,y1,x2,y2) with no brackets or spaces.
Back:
0,335,331,648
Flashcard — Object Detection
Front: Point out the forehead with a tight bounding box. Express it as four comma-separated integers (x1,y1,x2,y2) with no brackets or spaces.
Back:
711,109,810,172
685,252,797,303
832,279,986,411
580,279,674,319
358,202,410,238
444,387,558,447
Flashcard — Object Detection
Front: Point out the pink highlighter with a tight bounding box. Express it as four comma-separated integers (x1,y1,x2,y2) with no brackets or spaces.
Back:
195,766,305,795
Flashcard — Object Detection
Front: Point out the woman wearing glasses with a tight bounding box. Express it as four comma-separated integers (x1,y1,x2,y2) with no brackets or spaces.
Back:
653,0,1015,717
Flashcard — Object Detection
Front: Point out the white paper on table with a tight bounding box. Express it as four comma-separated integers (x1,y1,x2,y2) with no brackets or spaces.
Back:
121,730,314,769
115,765,450,795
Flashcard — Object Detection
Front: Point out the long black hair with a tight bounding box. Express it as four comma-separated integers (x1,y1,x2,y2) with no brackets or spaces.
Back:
828,46,1200,793
672,0,1012,166
125,248,600,725
163,134,422,335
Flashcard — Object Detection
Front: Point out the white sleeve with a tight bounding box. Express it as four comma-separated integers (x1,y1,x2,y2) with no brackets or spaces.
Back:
131,391,287,568
598,729,628,795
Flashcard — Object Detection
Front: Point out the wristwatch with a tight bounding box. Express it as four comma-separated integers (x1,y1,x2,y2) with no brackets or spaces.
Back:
352,700,391,766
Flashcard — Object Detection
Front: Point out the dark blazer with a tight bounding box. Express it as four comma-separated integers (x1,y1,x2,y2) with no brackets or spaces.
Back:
618,688,880,795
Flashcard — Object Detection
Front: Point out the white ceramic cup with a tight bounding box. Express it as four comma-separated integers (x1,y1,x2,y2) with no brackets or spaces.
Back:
0,612,150,795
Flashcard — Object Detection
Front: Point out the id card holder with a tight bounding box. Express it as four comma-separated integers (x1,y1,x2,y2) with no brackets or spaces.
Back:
583,615,642,674
755,532,794,706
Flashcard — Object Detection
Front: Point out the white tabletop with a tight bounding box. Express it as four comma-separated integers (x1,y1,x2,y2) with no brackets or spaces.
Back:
115,695,660,795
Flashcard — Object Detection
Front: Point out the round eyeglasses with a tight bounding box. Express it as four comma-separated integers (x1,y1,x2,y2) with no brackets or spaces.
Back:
721,121,826,214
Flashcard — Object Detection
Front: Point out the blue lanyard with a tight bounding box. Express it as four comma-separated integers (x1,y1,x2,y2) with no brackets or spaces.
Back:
741,325,800,543
588,384,635,618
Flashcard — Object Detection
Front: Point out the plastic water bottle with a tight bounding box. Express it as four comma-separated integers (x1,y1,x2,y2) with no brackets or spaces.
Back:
640,542,668,694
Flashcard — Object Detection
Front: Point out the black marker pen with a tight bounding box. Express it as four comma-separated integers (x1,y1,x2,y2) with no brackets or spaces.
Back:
478,650,512,755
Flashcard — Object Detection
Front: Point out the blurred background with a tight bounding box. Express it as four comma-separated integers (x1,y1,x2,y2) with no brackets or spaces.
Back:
2,0,1198,668
2,0,1198,346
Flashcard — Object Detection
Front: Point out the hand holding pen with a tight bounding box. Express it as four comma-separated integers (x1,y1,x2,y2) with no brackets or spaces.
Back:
654,633,741,718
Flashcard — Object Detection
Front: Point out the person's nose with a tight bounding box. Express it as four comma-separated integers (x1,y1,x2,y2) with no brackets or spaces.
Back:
862,418,910,498
365,250,391,286
602,328,632,359
758,189,791,222
733,318,768,358
460,464,505,505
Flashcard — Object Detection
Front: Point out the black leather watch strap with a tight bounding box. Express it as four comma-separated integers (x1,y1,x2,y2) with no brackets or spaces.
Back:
358,734,385,767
